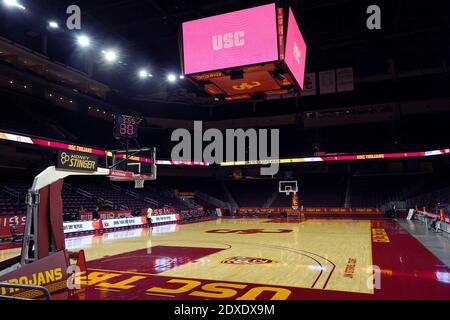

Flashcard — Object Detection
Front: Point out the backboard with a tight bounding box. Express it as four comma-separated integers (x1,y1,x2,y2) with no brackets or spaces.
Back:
107,147,157,188
279,181,298,195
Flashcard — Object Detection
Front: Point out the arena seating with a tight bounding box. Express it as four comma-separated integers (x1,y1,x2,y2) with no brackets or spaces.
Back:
158,176,349,209
117,183,191,210
0,181,27,216
378,173,450,214
61,185,99,221
226,180,277,207
0,176,191,221
1,172,449,221
350,175,422,207
67,176,190,211
157,177,228,203
271,174,347,208
0,192,21,216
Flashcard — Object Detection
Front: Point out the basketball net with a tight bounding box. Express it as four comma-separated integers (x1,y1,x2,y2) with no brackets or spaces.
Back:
134,178,145,189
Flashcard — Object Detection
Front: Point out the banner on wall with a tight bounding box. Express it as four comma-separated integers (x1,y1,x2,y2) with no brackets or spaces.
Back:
319,70,337,94
0,214,26,238
79,212,93,221
336,67,354,92
79,210,134,221
292,193,299,210
237,207,381,214
99,210,133,220
1,214,178,239
149,208,177,215
301,73,317,96
149,214,179,224
102,217,148,229
63,221,100,234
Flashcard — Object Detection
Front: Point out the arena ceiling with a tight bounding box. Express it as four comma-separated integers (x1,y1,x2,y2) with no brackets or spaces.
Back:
34,0,449,69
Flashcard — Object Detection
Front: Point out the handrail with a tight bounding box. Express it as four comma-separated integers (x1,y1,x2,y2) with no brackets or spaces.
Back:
2,186,20,200
144,197,159,206
0,282,51,300
125,190,140,199
76,188,93,199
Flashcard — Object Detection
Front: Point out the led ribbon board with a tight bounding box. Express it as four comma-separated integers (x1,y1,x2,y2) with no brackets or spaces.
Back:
219,149,450,166
1,130,449,167
0,131,210,167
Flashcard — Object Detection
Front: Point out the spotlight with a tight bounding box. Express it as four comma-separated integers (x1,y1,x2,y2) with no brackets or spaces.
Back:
48,21,59,29
138,69,150,79
76,35,91,48
179,75,185,80
102,49,118,63
3,0,26,10
167,73,177,83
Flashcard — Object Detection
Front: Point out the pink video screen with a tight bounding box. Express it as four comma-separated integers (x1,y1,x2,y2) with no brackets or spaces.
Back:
182,3,279,75
284,8,307,89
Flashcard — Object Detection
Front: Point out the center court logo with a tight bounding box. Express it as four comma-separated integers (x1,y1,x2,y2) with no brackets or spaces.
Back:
206,229,292,234
222,257,275,265
171,121,279,176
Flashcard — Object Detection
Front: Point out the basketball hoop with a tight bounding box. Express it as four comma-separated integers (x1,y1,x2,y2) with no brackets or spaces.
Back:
280,181,298,196
134,177,145,189
108,170,156,189
106,147,157,189
284,187,295,196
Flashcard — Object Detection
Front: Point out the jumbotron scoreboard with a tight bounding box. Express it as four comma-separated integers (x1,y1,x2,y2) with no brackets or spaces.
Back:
180,3,307,102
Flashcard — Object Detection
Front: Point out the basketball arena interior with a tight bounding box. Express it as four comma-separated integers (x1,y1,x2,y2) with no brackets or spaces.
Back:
0,0,450,304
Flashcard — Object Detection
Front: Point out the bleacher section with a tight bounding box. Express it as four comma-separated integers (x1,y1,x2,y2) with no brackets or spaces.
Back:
118,183,190,210
226,180,277,208
350,175,421,207
378,173,450,213
158,177,228,203
0,176,192,221
271,175,347,208
62,184,99,221
1,173,449,221
67,176,190,211
77,183,148,210
0,192,22,216
0,181,27,216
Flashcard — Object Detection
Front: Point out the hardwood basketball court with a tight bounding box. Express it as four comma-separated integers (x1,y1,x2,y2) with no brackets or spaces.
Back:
3,217,448,300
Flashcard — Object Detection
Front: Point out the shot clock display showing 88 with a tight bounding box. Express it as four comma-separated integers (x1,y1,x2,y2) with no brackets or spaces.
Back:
114,115,139,139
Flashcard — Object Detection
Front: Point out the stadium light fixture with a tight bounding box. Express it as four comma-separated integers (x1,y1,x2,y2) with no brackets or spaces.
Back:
102,49,118,63
76,35,91,48
48,21,59,29
3,0,26,10
138,69,151,79
167,73,177,83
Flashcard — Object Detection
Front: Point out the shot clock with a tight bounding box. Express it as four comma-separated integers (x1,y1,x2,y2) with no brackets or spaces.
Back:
114,115,139,139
